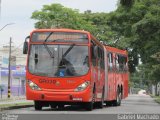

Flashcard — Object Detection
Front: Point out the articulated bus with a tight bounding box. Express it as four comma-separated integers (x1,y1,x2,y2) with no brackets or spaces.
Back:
23,29,129,111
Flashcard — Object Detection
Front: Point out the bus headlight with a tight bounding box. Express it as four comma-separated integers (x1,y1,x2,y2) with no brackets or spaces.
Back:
27,80,41,90
74,81,90,92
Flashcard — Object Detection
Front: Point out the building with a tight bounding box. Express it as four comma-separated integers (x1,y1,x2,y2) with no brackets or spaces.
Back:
0,45,27,96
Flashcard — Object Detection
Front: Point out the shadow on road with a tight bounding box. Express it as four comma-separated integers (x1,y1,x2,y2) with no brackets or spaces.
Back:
39,104,112,112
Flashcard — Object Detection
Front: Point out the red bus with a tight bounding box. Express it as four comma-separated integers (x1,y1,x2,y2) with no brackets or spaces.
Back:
23,29,128,111
104,46,128,106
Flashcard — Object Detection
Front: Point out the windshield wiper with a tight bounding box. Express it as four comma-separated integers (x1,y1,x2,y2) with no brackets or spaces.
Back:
62,43,75,58
58,43,75,67
43,32,54,58
44,32,53,42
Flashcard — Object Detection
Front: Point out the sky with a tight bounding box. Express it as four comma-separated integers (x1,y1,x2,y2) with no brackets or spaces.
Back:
0,0,118,47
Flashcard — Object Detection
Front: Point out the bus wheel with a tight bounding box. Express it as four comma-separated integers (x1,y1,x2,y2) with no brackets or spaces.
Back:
85,102,93,111
113,88,121,106
85,92,95,111
50,104,57,109
34,101,42,110
105,101,113,106
58,104,64,109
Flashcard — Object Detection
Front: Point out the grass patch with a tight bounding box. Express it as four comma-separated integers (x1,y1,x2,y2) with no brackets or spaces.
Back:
150,94,160,104
0,102,34,111
0,102,33,108
154,96,160,104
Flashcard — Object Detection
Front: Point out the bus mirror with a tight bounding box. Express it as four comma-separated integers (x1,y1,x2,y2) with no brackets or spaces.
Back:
23,36,30,54
23,41,28,54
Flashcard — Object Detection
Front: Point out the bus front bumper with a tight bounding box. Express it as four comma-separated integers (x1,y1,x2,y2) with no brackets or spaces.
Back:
26,88,92,102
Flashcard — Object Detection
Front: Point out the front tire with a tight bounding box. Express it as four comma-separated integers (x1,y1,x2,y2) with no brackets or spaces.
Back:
50,104,57,109
34,101,42,110
105,101,113,106
58,104,64,109
85,89,96,111
85,102,93,111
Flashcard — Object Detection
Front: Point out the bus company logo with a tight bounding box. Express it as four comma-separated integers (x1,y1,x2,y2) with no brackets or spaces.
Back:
55,81,60,86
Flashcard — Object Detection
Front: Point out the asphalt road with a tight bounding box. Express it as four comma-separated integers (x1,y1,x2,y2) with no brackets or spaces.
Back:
3,94,160,114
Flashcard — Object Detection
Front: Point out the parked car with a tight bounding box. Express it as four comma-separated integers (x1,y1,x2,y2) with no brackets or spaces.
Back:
138,89,147,95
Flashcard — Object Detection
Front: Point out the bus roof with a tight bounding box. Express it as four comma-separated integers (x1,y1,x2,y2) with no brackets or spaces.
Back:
31,29,90,34
105,45,128,55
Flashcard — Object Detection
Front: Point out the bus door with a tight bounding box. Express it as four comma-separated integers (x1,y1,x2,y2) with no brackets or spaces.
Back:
112,53,117,100
96,47,104,100
114,54,121,100
91,43,98,100
91,44,104,100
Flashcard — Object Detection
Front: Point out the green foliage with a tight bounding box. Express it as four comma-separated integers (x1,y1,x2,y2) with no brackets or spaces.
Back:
149,64,160,84
120,0,135,7
31,4,96,33
107,0,160,74
106,0,160,88
82,12,116,42
154,96,160,104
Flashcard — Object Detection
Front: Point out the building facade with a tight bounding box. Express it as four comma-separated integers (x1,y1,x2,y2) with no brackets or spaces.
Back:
0,45,27,96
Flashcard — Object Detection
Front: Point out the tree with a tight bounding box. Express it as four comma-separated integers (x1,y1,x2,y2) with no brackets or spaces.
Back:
107,0,160,72
31,4,96,33
120,0,135,7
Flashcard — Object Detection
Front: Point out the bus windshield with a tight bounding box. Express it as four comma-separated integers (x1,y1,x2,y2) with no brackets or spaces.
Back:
28,45,89,77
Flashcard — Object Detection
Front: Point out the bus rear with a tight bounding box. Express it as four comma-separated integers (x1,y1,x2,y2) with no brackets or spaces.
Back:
23,29,93,110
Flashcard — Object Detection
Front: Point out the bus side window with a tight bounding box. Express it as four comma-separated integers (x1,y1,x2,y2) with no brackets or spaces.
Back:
101,50,105,69
98,47,104,69
115,55,119,72
125,57,128,72
91,41,96,66
123,56,128,72
108,53,113,71
118,55,128,72
118,55,123,72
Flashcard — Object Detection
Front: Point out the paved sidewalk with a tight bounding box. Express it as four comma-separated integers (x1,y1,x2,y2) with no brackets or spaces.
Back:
0,96,33,111
0,95,25,101
0,96,33,105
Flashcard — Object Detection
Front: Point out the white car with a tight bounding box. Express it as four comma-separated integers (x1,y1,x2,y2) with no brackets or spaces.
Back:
138,89,147,95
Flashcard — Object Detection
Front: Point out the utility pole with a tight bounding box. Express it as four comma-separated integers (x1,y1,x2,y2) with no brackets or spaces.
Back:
8,37,12,98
